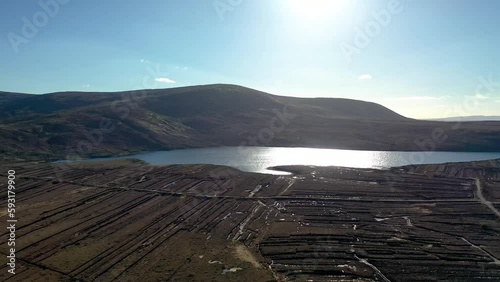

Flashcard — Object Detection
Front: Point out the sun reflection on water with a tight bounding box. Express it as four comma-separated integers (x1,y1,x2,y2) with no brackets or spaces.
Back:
66,147,500,176
266,147,376,169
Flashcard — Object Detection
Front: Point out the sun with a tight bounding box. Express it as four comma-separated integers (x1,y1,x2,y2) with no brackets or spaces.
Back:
287,0,351,20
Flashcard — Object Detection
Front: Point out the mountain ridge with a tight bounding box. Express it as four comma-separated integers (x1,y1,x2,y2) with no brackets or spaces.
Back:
429,116,500,122
0,84,406,120
1,84,499,161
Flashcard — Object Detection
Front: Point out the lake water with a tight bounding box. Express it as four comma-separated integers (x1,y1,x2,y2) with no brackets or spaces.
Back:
67,147,500,175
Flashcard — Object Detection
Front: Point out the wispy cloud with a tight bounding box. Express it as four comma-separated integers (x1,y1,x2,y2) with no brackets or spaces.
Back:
140,59,150,63
464,93,489,100
81,84,91,88
358,74,372,80
472,93,489,100
155,77,176,84
394,96,450,101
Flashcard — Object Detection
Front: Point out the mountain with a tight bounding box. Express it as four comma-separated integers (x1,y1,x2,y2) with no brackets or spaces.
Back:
1,84,500,161
430,116,500,122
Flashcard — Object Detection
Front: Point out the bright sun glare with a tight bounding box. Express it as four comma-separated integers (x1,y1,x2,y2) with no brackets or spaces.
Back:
288,0,351,20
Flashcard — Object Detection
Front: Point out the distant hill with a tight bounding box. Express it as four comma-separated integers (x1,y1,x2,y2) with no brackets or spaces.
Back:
1,84,500,161
430,116,500,122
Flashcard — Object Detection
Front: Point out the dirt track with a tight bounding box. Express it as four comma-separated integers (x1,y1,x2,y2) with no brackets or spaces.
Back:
1,159,500,281
476,178,500,219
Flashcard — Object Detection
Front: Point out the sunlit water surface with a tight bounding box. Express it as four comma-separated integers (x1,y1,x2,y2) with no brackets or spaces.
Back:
66,147,500,175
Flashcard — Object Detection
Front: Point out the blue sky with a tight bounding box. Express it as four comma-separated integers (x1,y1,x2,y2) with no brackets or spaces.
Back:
1,0,499,118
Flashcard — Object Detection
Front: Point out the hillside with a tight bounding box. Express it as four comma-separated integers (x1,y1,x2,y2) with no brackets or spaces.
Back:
1,84,500,161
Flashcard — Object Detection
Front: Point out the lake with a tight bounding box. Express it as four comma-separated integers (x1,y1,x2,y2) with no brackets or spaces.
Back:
64,147,500,175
